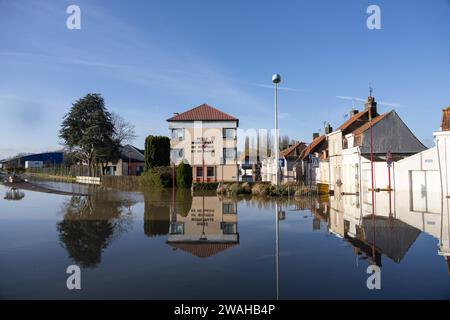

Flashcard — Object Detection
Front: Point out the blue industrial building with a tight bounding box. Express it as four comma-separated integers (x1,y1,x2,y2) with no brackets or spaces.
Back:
0,152,64,169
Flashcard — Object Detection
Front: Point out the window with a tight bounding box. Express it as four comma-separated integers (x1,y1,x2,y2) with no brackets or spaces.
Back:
196,166,203,177
221,222,237,234
223,203,236,214
170,223,184,235
223,128,236,139
207,166,214,177
171,128,184,141
223,148,236,163
170,148,184,161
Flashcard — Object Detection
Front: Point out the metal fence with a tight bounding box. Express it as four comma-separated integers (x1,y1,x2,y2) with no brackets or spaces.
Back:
27,165,102,177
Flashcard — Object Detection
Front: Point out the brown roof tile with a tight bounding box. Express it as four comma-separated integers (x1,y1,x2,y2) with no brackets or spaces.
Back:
280,141,307,158
167,242,237,258
167,104,238,122
298,135,326,161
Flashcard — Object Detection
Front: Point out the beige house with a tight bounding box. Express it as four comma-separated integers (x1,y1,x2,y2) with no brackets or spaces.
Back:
167,104,239,183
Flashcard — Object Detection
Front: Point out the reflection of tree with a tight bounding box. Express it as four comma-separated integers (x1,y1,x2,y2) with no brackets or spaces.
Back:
57,190,134,268
143,190,171,237
143,189,194,236
4,188,25,201
176,189,193,217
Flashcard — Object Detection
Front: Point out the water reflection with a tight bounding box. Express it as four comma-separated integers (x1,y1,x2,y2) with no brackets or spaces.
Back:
321,183,450,274
167,193,239,258
4,187,25,201
143,190,172,237
57,188,135,268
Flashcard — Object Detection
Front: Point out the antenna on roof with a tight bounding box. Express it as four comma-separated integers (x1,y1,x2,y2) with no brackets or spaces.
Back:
369,82,374,97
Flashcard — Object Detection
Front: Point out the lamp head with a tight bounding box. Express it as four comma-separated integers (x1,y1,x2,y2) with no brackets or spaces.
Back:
272,73,281,84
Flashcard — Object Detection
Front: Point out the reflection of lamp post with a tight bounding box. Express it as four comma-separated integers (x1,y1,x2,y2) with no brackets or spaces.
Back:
275,202,280,300
200,194,207,240
272,74,281,187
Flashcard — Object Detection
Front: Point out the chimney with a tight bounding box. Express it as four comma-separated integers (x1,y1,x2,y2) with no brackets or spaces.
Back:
324,123,333,135
313,132,319,140
441,107,450,131
349,109,359,118
173,112,179,117
364,96,377,120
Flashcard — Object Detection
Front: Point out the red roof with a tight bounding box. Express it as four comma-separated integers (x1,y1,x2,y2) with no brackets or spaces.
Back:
298,135,327,161
280,141,307,158
338,110,367,131
167,104,238,122
351,111,390,137
168,242,237,258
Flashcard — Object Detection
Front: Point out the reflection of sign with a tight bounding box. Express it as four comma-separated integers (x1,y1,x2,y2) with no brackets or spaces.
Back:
311,156,319,168
386,151,393,167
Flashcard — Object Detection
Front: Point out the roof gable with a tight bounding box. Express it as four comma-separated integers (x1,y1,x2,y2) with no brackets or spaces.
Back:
167,104,238,122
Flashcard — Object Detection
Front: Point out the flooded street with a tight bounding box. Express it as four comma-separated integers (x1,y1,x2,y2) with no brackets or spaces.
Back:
0,180,449,300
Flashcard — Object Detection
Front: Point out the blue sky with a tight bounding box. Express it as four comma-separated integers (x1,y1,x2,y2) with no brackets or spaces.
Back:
1,0,449,159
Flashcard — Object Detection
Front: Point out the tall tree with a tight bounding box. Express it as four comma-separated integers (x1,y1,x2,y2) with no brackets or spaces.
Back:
111,112,137,145
59,93,118,176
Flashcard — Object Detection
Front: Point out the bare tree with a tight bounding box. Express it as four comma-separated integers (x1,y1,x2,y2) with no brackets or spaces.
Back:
111,112,137,146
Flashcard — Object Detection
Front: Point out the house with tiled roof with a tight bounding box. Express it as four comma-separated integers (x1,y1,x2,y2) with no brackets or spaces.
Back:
322,95,426,199
294,133,329,187
167,104,239,182
261,141,307,183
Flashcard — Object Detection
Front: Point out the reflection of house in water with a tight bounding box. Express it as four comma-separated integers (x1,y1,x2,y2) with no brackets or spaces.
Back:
4,188,25,201
167,196,239,258
324,170,450,272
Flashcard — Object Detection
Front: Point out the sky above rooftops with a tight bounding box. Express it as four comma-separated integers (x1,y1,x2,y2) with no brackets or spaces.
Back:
1,0,449,158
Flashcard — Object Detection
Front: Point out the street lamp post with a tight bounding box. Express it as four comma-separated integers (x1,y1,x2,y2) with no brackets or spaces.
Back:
272,74,281,186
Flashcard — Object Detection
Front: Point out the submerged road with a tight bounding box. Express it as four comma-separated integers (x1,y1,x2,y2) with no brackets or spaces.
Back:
1,174,87,196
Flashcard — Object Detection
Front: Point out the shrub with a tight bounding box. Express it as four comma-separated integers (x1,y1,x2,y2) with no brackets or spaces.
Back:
176,162,192,188
140,166,173,189
227,183,244,196
144,135,170,170
241,182,252,194
251,182,273,196
192,182,219,192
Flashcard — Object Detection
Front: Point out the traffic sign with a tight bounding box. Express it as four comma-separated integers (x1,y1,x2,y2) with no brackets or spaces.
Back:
311,156,319,168
386,151,393,167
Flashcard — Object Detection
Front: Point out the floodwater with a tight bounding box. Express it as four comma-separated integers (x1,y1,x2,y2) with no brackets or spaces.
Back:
0,180,449,300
